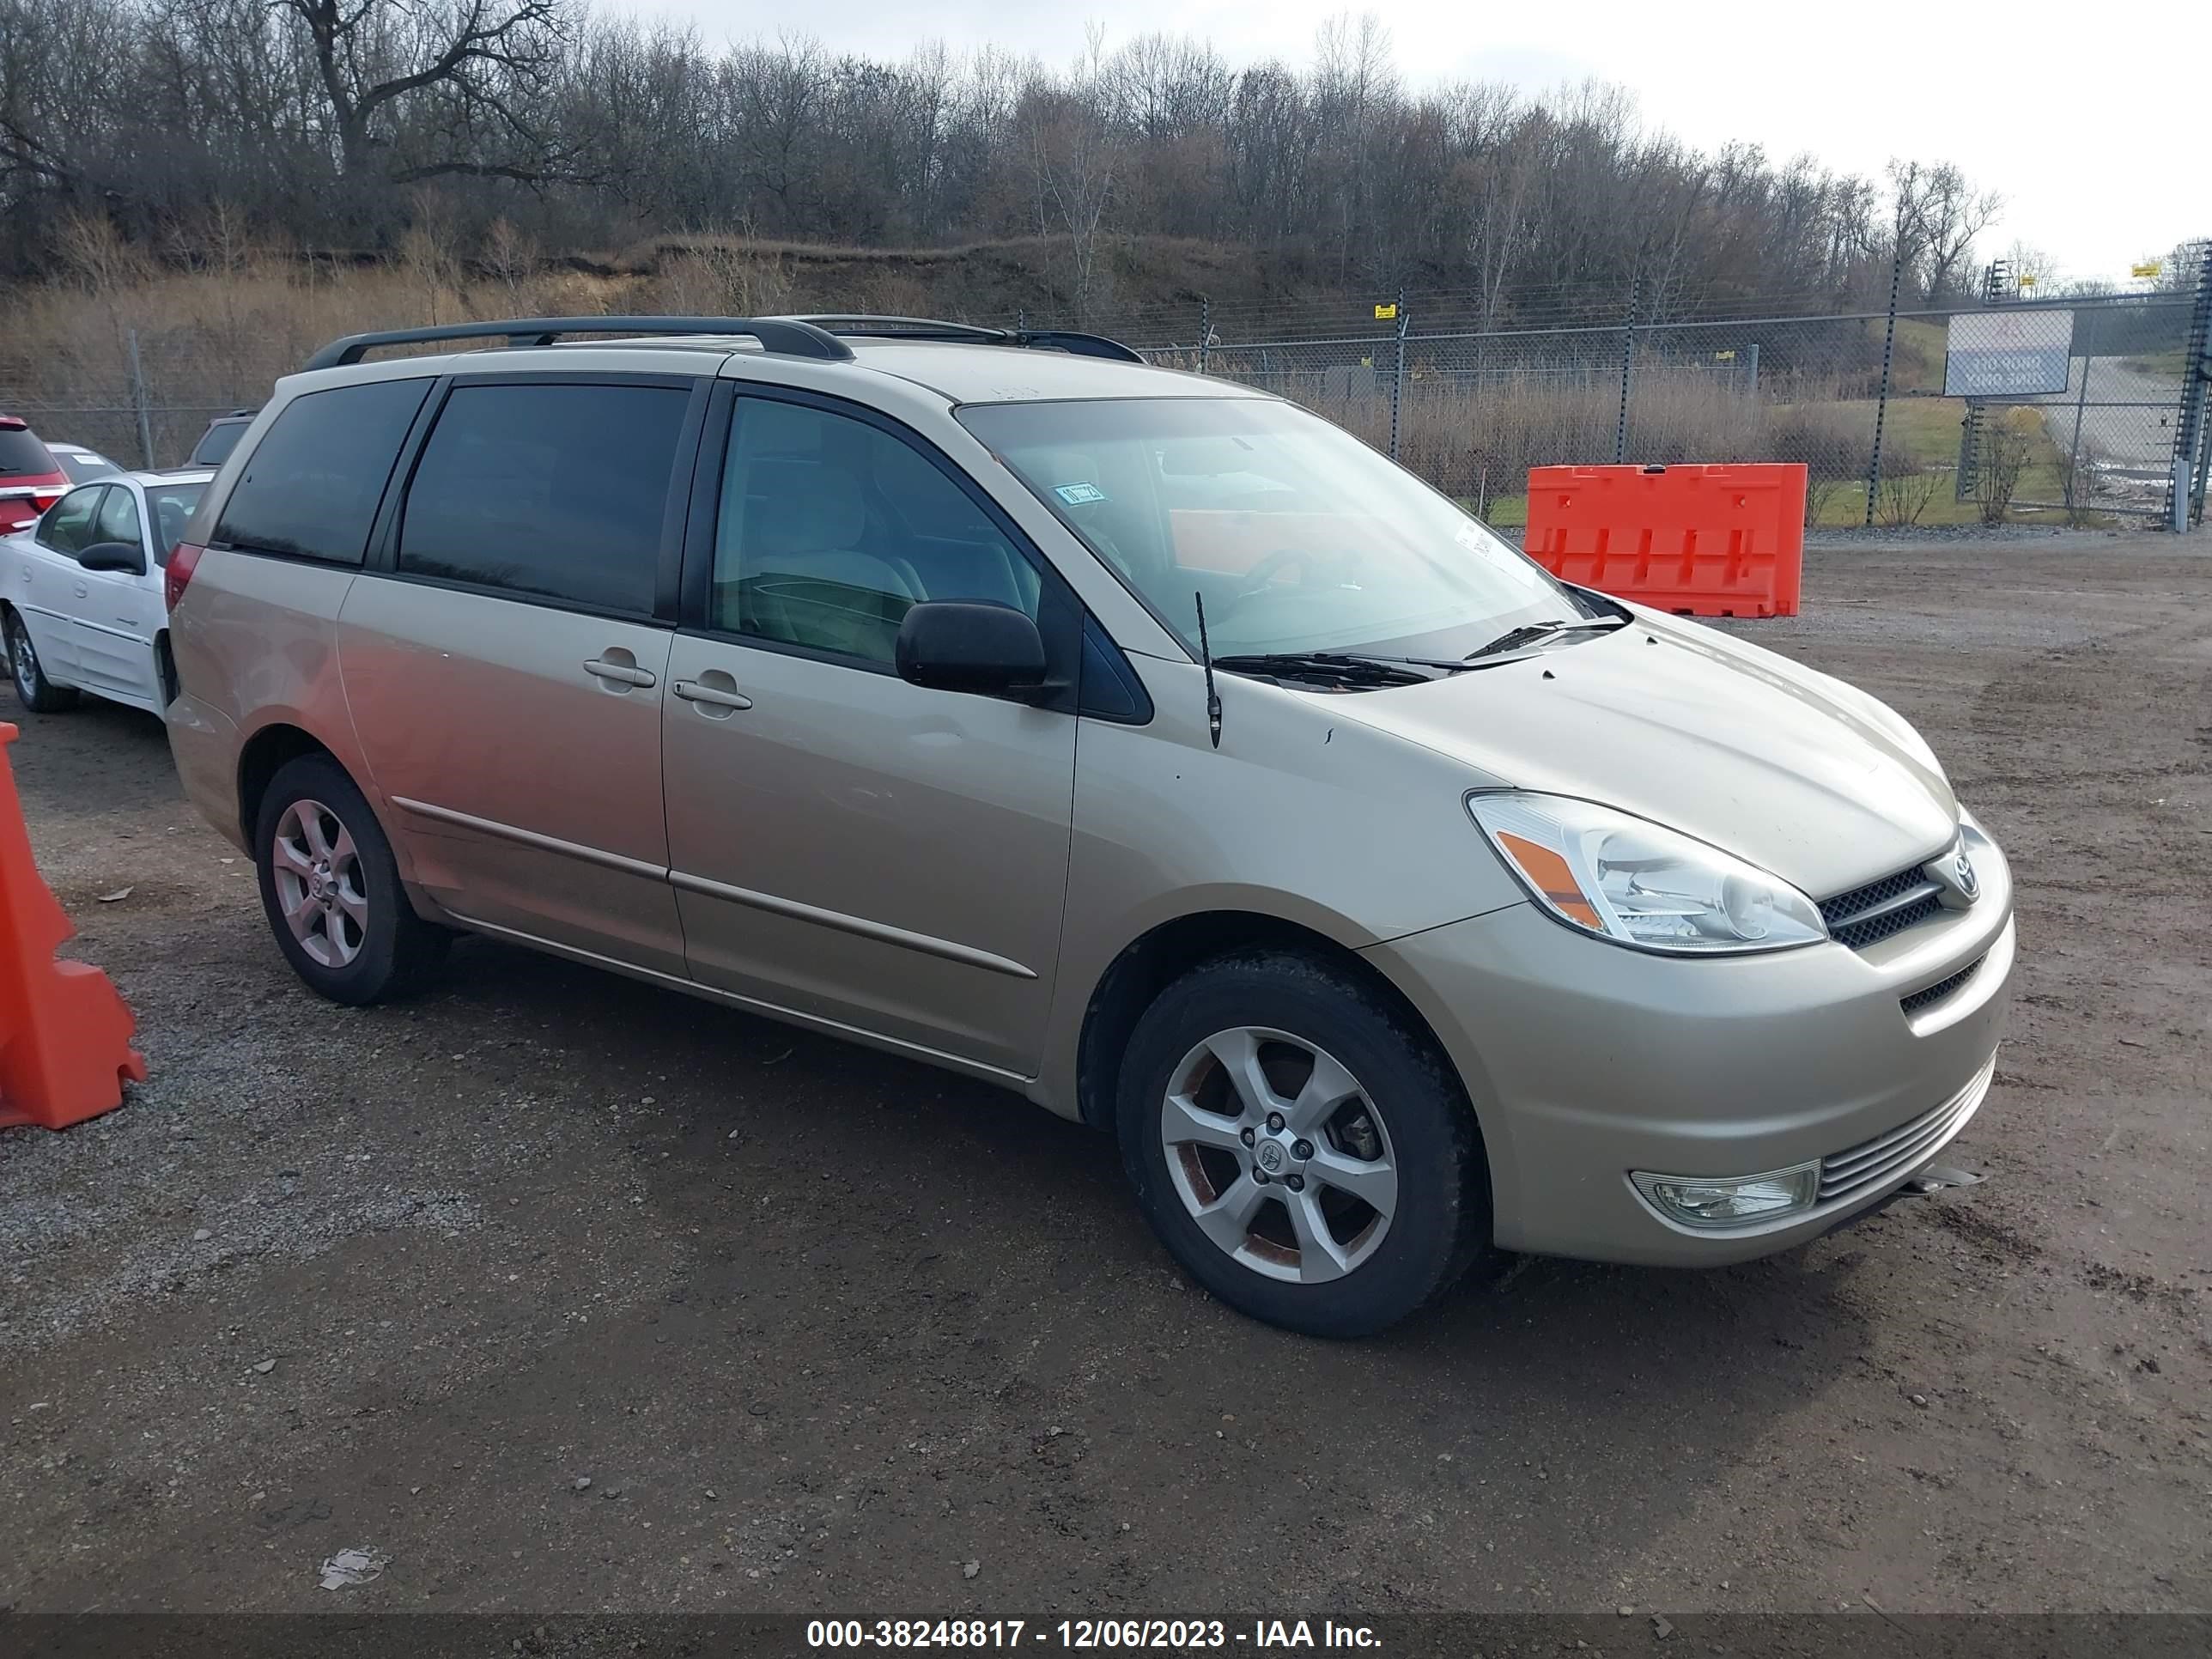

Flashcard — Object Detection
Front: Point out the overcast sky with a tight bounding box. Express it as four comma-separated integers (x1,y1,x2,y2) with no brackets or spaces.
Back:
611,0,2205,282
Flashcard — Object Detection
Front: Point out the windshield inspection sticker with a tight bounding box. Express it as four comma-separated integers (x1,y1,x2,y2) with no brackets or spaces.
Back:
1054,482,1108,506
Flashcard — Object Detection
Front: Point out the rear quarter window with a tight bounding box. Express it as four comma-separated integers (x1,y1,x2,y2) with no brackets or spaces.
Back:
213,380,430,565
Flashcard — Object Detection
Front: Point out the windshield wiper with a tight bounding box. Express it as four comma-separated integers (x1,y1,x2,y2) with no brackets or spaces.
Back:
1463,617,1626,662
1210,651,1453,687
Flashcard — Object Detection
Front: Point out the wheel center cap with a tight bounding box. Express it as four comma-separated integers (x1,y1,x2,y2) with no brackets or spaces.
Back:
1255,1139,1287,1174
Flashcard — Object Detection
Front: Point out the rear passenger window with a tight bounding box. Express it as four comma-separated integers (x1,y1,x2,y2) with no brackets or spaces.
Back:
215,380,428,564
398,383,688,616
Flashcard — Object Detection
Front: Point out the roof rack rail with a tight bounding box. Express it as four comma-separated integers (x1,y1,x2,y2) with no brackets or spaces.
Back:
784,314,1146,365
302,316,854,372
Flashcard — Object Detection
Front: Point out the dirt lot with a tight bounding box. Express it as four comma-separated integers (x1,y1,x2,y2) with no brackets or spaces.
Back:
1,530,2207,1620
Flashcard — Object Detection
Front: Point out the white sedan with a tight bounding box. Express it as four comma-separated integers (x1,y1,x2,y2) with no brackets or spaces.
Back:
3,469,213,715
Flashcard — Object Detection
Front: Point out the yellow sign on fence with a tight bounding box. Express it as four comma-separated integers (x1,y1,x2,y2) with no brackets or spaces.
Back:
1374,302,1398,320
2130,259,2164,279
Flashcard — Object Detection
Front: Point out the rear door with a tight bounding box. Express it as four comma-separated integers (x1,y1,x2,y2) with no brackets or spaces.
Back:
337,373,706,976
64,483,163,709
12,483,106,681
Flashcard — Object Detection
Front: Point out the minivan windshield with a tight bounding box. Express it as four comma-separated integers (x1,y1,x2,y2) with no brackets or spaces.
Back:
959,397,1589,661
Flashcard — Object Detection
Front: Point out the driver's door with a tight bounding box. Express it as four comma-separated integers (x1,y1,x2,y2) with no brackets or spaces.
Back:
66,483,161,708
659,388,1081,1076
13,483,105,684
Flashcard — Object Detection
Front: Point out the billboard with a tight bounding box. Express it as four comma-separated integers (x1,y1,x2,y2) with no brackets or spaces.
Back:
1944,309,2075,398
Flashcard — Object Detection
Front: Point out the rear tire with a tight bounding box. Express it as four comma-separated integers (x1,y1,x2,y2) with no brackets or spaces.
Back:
1117,950,1489,1338
253,753,448,1005
3,607,80,713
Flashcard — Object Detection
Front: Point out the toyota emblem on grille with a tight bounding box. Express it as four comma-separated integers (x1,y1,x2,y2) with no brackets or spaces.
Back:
1924,843,1980,907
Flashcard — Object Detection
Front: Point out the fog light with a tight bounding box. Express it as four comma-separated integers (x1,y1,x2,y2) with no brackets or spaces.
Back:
1631,1161,1822,1230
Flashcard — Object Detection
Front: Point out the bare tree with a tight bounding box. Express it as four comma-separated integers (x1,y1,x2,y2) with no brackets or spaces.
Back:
276,0,574,185
724,33,828,232
0,0,114,200
1887,158,2001,299
0,0,2025,327
1026,29,1120,322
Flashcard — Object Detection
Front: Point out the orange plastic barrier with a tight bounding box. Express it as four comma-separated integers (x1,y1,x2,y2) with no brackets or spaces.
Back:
1523,463,1806,618
0,722,147,1132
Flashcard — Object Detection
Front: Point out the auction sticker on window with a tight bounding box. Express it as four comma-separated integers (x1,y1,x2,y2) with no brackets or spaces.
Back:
1054,482,1108,505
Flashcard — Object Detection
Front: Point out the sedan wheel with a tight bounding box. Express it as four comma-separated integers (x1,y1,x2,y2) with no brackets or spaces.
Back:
3,611,77,712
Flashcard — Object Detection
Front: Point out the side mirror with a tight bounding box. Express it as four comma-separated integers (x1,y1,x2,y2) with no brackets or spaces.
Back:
77,539,145,575
895,600,1047,696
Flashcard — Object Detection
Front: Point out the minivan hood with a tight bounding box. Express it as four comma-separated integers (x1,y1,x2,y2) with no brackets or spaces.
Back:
1333,611,1959,901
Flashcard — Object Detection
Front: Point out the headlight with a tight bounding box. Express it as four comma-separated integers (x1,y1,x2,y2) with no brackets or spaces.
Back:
1468,793,1828,956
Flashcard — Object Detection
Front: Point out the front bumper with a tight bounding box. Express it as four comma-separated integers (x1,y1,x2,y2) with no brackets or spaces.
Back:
1364,828,2015,1267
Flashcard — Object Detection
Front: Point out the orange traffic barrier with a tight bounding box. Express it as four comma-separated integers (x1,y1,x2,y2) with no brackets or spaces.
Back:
1523,463,1807,618
0,722,147,1132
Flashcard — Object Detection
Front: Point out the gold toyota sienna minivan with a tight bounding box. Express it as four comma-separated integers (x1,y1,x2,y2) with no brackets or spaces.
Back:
161,315,2015,1336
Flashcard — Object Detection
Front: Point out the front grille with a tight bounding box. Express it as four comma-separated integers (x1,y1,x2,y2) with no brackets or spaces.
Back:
1820,862,1945,951
1818,1057,1993,1204
1901,954,1985,1016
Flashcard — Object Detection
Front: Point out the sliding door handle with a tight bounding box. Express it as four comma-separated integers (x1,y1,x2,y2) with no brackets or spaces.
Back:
672,678,752,711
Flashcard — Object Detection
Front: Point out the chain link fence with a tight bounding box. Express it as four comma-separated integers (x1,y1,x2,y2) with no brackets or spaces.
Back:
1056,247,2212,531
4,245,2207,532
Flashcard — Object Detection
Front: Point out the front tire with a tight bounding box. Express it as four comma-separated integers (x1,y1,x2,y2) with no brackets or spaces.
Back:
1117,951,1489,1338
253,753,447,1005
3,608,80,712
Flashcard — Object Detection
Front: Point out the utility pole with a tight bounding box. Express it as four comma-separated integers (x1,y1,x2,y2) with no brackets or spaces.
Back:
128,330,155,469
1389,289,1408,461
1865,248,1905,526
1614,275,1643,465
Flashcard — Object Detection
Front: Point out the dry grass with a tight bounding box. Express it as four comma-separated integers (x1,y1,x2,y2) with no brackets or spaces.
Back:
0,214,651,461
0,220,1115,463
0,230,2113,534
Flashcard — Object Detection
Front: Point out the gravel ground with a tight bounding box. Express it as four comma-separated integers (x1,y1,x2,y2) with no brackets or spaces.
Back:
1,528,2208,1618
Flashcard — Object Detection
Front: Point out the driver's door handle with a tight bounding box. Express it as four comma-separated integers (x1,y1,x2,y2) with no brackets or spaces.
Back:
583,657,656,688
73,581,88,599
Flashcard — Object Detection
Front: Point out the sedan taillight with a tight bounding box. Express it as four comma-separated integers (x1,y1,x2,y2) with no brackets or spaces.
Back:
165,542,204,611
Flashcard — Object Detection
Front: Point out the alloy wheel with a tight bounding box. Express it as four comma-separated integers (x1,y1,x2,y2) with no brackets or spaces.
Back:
1158,1025,1400,1284
7,616,35,702
270,798,368,968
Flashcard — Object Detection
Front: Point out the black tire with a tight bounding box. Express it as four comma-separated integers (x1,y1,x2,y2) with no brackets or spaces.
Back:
252,752,448,1005
3,606,80,713
1117,950,1490,1338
